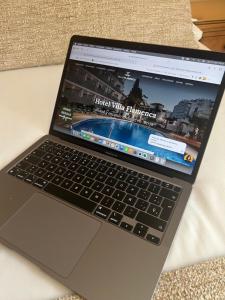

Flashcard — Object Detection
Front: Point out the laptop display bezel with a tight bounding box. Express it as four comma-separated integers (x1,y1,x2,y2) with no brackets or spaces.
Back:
49,35,225,184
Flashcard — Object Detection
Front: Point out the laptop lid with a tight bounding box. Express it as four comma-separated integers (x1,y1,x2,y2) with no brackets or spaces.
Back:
50,36,225,184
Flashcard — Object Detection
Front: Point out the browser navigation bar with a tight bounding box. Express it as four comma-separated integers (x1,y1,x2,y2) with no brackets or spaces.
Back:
70,44,225,84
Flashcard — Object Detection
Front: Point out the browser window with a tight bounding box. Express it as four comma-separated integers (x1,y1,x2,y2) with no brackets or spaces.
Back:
53,42,225,175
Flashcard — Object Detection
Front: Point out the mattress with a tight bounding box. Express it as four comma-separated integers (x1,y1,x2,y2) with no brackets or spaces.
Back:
0,65,225,300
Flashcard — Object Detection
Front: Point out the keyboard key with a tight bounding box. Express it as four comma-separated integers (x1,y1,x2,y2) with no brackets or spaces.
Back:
101,185,115,196
95,173,107,182
135,199,149,211
71,155,81,163
106,161,113,167
46,147,54,153
43,153,54,161
159,188,178,201
133,223,148,237
80,152,89,159
51,156,62,164
86,154,94,160
17,161,30,170
54,150,63,156
25,174,37,184
138,173,149,181
38,160,49,168
86,169,97,178
55,143,63,150
61,179,73,189
124,206,138,218
105,177,117,186
87,161,98,169
71,150,80,155
64,170,75,179
160,199,175,221
33,178,48,188
94,205,111,219
146,234,160,245
108,211,123,225
101,196,114,208
137,179,148,189
8,168,19,176
115,181,127,191
112,190,125,201
52,175,64,185
112,201,126,213
127,170,137,176
43,172,55,181
80,158,89,166
149,177,161,185
25,155,40,165
26,164,38,173
149,194,162,205
60,160,71,168
38,144,50,151
117,172,127,181
147,204,161,217
45,183,97,213
162,182,173,189
137,189,150,201
123,194,136,206
106,168,117,177
70,183,82,193
90,191,103,203
46,163,57,172
101,159,107,166
82,177,94,187
136,211,166,232
161,198,175,209
117,166,127,172
77,166,88,175
120,222,133,231
126,175,138,185
92,181,104,191
62,152,73,160
174,186,182,193
73,174,84,183
126,185,139,195
55,167,66,176
16,170,28,180
80,187,93,198
148,183,161,194
31,149,45,157
97,165,107,173
34,168,46,177
111,163,118,169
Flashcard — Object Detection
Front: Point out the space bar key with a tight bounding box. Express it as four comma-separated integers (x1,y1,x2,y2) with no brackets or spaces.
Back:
44,183,97,213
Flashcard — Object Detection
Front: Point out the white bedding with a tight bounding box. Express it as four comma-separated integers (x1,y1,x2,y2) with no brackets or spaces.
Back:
0,65,225,300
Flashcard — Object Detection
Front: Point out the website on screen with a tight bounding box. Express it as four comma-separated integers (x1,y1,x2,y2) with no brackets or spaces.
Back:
53,43,225,174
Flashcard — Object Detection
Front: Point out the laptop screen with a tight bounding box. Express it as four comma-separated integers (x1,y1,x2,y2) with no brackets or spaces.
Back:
53,41,225,175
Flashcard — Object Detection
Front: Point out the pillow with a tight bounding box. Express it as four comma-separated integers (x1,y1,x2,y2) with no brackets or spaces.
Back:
0,0,198,71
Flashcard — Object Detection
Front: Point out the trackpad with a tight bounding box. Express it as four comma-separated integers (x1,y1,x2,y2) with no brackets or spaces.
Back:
0,193,101,277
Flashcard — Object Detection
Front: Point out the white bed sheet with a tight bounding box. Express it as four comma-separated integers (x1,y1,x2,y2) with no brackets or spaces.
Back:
0,65,225,300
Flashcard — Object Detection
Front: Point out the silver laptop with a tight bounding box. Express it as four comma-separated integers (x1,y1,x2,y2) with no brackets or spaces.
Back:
0,36,225,300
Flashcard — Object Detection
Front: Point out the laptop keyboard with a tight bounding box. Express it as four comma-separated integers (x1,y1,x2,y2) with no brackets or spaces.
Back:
8,140,182,245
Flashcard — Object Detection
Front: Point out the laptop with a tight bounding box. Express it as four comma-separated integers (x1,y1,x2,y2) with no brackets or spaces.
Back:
0,35,225,300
